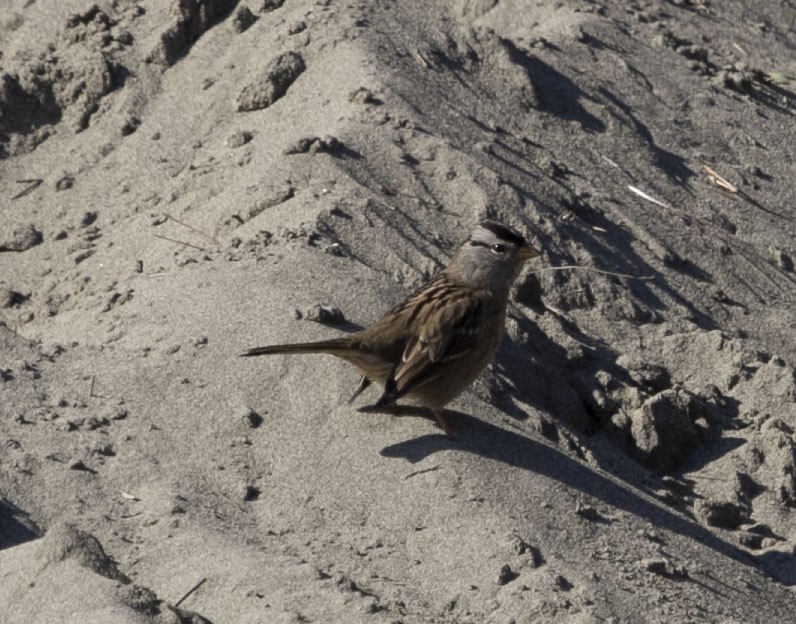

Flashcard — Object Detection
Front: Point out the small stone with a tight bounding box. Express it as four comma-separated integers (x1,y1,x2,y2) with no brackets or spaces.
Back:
260,0,285,11
232,5,258,32
102,289,133,312
244,410,264,428
0,224,43,252
242,485,260,502
349,87,376,104
122,586,158,615
323,243,345,257
80,211,98,227
55,176,75,191
496,564,518,586
227,130,253,148
575,502,605,523
288,20,306,34
642,558,669,575
247,185,295,219
116,30,133,45
121,117,141,136
513,538,543,567
86,416,110,430
236,51,305,112
693,499,748,529
0,288,27,308
769,246,794,273
93,443,115,457
283,136,316,154
305,305,345,325
284,135,342,155
282,135,343,155
318,135,341,152
651,33,666,47
628,389,703,473
170,496,188,514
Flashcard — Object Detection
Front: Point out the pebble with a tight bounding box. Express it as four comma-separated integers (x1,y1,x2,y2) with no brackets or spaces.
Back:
305,304,345,325
0,224,43,252
496,564,518,586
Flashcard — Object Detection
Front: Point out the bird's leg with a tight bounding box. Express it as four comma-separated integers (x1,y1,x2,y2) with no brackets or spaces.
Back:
348,376,372,404
431,409,455,439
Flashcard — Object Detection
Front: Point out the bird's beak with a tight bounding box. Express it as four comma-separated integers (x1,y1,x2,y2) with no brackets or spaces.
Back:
518,242,542,261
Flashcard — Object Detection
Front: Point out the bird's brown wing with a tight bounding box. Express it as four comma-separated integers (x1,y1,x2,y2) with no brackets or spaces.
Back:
370,281,484,409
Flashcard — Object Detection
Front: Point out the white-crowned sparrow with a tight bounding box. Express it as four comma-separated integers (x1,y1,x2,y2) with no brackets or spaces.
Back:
241,220,541,436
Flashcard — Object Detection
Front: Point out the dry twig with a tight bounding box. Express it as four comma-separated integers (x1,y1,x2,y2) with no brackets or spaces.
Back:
12,178,43,200
702,165,738,194
152,233,207,251
165,213,219,245
532,265,654,281
627,185,672,210
174,577,207,608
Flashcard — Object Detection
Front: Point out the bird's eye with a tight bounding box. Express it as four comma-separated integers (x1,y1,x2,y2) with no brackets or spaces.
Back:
490,244,507,255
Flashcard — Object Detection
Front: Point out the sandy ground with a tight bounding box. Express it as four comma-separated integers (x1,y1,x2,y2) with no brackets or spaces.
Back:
2,0,796,622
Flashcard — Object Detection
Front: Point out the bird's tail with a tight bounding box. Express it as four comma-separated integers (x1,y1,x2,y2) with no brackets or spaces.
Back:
240,338,350,358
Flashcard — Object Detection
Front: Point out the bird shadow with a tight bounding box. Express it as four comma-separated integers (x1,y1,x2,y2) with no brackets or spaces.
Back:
379,409,791,585
0,499,40,550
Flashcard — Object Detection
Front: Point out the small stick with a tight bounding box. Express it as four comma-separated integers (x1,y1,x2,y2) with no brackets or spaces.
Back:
404,464,441,480
413,49,430,68
702,165,738,194
88,376,96,399
532,265,654,281
627,185,673,209
169,164,187,178
688,474,729,482
12,178,43,200
165,213,219,245
174,577,207,608
378,199,400,211
600,154,632,179
152,233,207,251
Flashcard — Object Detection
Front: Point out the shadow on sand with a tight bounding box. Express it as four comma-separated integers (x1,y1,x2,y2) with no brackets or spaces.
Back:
379,408,795,587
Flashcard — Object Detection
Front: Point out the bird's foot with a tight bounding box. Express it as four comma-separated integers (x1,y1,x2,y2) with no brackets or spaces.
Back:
431,409,456,440
357,404,455,439
348,376,372,404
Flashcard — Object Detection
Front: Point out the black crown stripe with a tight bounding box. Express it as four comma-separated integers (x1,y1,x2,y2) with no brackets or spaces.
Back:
478,220,525,247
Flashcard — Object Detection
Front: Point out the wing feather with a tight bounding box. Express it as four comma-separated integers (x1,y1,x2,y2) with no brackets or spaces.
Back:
372,278,484,408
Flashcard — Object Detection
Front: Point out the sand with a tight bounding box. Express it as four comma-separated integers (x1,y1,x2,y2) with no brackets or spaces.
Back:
2,0,796,622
